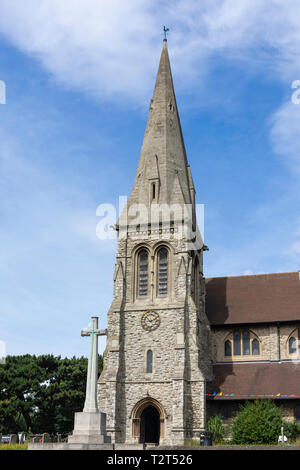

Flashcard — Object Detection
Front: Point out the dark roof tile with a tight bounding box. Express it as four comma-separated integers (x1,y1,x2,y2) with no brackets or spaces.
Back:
205,272,300,325
207,362,300,398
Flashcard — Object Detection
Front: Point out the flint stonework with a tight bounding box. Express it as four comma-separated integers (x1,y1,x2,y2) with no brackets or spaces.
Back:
97,40,212,445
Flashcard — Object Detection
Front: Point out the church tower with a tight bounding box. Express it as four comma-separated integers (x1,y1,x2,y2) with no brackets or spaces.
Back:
98,39,212,445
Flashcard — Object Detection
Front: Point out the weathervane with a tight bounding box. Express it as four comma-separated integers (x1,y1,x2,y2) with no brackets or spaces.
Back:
163,26,169,41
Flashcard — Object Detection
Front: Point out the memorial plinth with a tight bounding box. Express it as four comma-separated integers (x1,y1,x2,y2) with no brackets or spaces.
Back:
68,411,109,444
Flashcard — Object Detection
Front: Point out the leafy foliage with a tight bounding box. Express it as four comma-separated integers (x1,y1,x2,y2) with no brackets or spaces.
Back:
282,420,300,442
207,414,225,444
0,354,103,434
0,355,46,433
231,400,282,445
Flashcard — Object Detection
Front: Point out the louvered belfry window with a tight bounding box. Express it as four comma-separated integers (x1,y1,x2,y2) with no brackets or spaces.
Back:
138,249,148,297
158,247,168,296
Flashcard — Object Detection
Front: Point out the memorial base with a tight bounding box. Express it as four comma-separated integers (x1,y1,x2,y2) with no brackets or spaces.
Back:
68,411,111,444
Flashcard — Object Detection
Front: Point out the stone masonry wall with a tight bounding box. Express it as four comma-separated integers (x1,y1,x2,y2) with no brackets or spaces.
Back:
98,229,211,444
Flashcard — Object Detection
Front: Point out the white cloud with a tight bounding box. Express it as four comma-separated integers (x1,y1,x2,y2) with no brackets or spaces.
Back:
270,100,300,173
0,0,158,104
0,104,116,356
1,0,300,354
1,1,300,104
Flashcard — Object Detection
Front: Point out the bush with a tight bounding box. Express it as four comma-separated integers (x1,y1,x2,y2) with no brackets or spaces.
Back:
231,400,282,445
207,414,224,444
282,421,300,442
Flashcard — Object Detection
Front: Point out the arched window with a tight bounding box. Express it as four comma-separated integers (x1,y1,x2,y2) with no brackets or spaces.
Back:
289,336,297,354
138,249,148,297
252,338,260,356
242,330,250,355
157,247,168,297
287,328,300,357
233,331,241,356
225,340,232,357
146,350,153,373
224,329,261,359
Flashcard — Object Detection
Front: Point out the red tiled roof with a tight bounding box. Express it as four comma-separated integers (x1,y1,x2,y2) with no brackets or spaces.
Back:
207,362,300,399
205,272,300,325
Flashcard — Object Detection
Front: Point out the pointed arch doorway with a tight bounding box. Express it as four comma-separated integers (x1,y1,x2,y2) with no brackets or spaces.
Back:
131,398,165,444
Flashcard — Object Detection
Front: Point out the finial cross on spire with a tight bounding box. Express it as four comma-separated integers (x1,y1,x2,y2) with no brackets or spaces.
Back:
163,26,169,41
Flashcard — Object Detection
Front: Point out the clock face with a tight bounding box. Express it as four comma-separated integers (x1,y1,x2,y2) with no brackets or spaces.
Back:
141,310,160,331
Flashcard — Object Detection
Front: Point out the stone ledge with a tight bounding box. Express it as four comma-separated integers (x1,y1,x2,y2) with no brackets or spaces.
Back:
28,443,146,451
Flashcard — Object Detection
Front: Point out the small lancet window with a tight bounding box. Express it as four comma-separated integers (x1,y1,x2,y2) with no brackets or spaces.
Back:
243,330,250,355
252,338,260,355
225,340,232,357
233,331,241,356
289,336,297,354
152,183,156,201
288,329,300,356
138,249,148,297
157,247,168,297
146,350,153,373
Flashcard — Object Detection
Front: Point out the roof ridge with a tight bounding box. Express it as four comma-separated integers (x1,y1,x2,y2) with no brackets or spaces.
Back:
205,271,300,281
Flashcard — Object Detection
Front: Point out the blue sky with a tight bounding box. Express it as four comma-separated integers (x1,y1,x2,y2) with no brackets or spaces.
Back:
0,0,299,358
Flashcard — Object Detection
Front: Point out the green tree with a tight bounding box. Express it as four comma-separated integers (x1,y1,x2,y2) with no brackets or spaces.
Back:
0,355,47,433
207,414,225,444
35,356,88,433
33,354,65,433
34,355,104,433
0,354,103,434
282,420,300,442
231,400,282,445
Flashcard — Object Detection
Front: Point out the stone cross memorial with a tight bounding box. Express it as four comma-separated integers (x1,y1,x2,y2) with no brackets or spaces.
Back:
82,317,107,413
68,316,110,444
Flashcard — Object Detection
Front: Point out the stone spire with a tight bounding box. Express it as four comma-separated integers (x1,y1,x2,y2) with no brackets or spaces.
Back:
119,40,194,227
